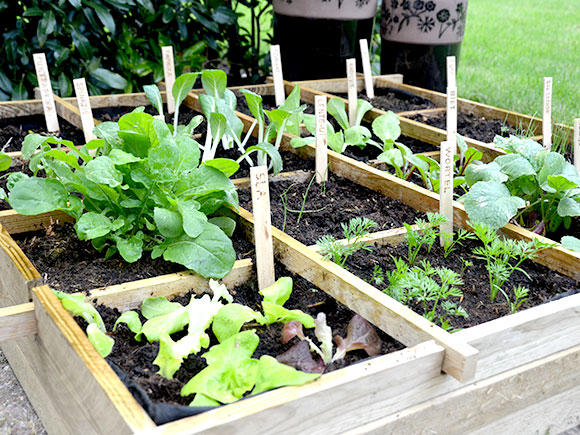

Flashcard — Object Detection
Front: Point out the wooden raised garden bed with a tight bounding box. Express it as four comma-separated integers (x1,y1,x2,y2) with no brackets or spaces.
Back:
0,76,579,433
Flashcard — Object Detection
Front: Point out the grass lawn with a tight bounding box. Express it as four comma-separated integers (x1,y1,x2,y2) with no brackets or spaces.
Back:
458,0,580,127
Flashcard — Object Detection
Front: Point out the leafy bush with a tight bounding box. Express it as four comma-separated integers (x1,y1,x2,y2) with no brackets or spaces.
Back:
0,0,270,100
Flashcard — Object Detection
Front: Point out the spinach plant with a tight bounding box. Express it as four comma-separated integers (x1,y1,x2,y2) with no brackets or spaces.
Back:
462,135,580,233
3,77,240,279
316,217,378,267
471,222,553,309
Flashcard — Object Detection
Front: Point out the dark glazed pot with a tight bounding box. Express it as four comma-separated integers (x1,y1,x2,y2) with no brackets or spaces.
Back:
380,0,468,91
273,0,379,81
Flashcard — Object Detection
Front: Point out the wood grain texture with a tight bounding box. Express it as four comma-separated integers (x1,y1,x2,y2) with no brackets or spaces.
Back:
237,207,478,382
54,95,86,131
0,100,44,117
33,285,155,434
0,302,36,341
0,209,73,234
350,343,580,434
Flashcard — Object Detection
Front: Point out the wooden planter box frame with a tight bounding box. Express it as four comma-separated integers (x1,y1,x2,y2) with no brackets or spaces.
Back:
0,78,579,433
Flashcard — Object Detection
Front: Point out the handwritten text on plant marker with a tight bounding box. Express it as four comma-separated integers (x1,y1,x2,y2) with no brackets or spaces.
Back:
440,140,454,246
347,58,357,127
162,46,176,114
543,77,552,150
33,53,59,132
270,45,285,106
73,78,97,143
315,95,328,184
250,166,275,290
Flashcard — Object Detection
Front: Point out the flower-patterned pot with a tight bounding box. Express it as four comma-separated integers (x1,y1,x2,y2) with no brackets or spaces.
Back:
272,0,379,80
380,0,468,91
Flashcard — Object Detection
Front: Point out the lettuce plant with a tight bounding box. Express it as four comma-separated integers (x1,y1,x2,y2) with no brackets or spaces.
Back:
2,100,238,279
462,135,580,233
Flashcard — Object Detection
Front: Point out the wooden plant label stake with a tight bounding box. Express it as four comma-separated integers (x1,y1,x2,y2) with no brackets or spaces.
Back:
250,166,275,290
270,45,285,106
33,53,59,133
446,56,456,89
543,77,553,150
162,46,176,114
359,39,375,99
447,85,457,152
439,140,454,246
73,78,97,143
446,56,457,152
315,95,328,184
347,58,357,127
574,118,580,173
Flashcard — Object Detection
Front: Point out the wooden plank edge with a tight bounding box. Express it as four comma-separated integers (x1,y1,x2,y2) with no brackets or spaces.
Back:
348,343,580,434
236,206,478,382
33,284,155,433
0,224,41,283
0,302,36,341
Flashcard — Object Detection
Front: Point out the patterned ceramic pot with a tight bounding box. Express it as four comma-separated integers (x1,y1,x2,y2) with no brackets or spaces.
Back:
272,0,379,80
380,0,468,91
273,0,378,20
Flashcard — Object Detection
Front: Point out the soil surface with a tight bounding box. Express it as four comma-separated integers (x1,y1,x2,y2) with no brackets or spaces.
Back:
0,115,85,152
238,172,424,246
82,262,403,409
345,237,579,330
16,222,255,294
335,87,436,113
407,112,517,144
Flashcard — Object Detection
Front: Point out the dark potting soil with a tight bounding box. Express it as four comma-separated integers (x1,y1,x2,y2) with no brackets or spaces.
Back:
335,87,436,113
238,172,424,246
407,112,517,144
0,115,85,152
15,222,255,293
234,93,315,117
344,237,579,330
81,262,403,408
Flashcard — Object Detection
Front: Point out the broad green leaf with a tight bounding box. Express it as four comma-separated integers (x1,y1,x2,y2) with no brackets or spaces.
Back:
154,333,183,379
154,207,184,238
355,99,373,126
259,277,293,306
54,291,105,331
260,302,315,328
494,154,536,180
495,136,544,162
537,152,566,185
76,212,114,240
290,136,315,149
562,236,580,253
302,114,334,136
190,394,220,407
201,69,227,99
9,178,68,215
212,304,262,342
208,112,227,148
327,98,349,131
94,122,120,148
240,89,264,125
557,197,580,217
143,84,163,116
162,222,235,278
242,143,283,175
114,311,142,334
0,153,10,171
378,148,403,168
177,200,207,238
91,4,116,33
172,73,200,111
116,235,143,263
251,355,320,395
344,126,371,148
21,134,48,159
463,181,526,229
465,162,509,186
327,131,345,154
87,323,114,358
208,216,236,237
85,156,123,188
108,149,143,165
141,297,182,320
198,93,217,119
202,159,239,177
546,175,579,193
140,306,188,342
91,68,127,90
279,85,301,111
372,111,400,144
